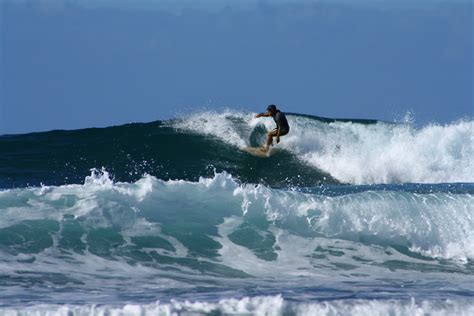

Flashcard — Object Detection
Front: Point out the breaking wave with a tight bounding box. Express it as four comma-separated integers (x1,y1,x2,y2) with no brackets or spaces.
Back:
174,110,474,184
1,170,473,270
3,296,474,316
1,110,472,188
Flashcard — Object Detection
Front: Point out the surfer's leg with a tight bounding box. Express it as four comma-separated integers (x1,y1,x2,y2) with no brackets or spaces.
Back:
264,130,278,151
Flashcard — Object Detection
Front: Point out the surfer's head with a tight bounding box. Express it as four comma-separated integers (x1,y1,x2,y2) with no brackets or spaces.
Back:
267,104,277,114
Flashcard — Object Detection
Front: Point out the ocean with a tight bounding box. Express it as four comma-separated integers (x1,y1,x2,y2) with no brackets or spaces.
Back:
0,111,473,315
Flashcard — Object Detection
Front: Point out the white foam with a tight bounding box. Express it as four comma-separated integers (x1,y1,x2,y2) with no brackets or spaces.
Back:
294,119,474,184
171,109,255,148
1,171,473,263
2,296,474,316
235,183,474,262
294,298,474,316
172,110,474,184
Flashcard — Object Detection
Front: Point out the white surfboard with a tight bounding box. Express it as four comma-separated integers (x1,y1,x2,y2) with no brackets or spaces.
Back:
242,146,272,157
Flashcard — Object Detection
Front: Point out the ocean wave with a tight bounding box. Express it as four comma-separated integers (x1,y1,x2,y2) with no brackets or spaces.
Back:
1,110,471,189
174,110,474,184
2,296,474,316
1,171,472,269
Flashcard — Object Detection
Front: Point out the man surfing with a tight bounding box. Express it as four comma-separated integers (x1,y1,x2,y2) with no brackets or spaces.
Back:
255,104,290,152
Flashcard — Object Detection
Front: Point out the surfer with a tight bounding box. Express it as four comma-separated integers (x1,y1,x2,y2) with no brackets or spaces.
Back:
255,104,290,152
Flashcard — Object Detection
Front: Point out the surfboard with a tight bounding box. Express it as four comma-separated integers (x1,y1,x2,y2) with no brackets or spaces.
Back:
242,146,271,157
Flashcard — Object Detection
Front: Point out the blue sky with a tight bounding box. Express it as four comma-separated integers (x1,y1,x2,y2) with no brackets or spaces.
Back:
1,0,472,134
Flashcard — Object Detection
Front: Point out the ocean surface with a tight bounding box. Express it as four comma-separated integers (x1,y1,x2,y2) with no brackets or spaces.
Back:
0,111,473,315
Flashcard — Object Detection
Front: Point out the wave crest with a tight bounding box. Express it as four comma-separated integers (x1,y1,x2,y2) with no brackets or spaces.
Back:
174,111,473,184
1,171,473,264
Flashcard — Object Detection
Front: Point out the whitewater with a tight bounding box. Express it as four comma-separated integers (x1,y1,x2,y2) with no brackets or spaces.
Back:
0,111,473,315
174,110,473,184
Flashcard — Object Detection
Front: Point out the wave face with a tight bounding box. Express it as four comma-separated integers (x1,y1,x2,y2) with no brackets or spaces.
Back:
0,171,473,307
1,111,472,189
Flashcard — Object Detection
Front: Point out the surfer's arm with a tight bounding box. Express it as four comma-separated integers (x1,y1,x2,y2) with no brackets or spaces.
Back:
255,111,271,118
276,126,281,143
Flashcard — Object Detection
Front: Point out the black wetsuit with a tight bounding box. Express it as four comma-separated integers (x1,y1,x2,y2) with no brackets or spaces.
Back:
272,110,290,135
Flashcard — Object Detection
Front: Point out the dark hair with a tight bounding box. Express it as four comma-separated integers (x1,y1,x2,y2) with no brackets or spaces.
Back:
267,104,277,112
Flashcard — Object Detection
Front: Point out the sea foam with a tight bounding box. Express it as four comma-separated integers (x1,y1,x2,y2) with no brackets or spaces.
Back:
174,110,473,184
2,296,474,316
1,170,473,264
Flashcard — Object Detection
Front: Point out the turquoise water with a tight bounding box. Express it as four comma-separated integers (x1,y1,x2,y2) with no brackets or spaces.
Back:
0,111,473,315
